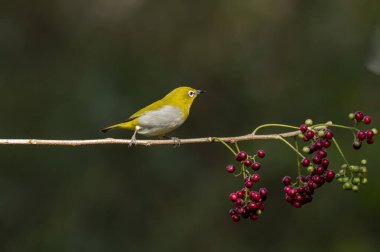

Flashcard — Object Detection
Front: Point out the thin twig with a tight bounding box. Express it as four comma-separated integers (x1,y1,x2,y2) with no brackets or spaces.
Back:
0,129,303,147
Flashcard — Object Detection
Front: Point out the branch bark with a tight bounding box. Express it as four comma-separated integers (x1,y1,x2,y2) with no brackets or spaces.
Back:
0,129,302,146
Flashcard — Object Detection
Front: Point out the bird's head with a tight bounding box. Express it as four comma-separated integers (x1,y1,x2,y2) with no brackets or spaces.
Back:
163,86,205,111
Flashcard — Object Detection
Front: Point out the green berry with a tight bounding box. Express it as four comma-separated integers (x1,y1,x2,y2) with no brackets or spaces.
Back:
337,177,344,183
352,166,360,173
307,166,314,173
352,185,359,192
359,166,367,173
343,182,353,190
256,209,262,215
303,146,310,153
342,177,349,183
361,178,368,184
361,159,367,165
305,119,313,126
348,113,355,120
298,133,304,139
352,177,361,185
338,169,345,175
318,130,325,137
372,128,378,135
341,164,348,169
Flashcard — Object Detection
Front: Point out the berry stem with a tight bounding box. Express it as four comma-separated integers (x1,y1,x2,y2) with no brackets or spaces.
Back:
332,137,350,166
252,124,299,135
294,139,302,177
215,138,237,156
277,136,306,159
313,123,357,132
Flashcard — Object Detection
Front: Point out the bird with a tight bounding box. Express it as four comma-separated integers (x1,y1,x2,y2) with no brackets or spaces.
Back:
100,86,205,146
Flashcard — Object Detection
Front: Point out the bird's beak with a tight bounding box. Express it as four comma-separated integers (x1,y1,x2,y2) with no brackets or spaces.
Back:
196,90,206,95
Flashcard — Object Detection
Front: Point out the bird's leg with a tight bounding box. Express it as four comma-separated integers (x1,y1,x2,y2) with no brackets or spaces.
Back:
163,135,181,148
129,127,140,147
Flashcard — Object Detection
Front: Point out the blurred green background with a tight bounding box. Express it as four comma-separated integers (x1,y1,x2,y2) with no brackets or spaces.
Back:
1,0,380,251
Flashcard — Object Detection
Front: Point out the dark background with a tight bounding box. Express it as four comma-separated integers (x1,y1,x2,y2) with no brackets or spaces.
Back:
1,1,380,251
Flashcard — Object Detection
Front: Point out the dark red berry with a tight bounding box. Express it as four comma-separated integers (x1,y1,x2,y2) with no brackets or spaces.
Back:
251,173,260,183
357,130,366,141
305,130,315,139
235,198,243,207
316,166,325,175
314,141,323,149
325,130,334,140
323,140,331,148
231,214,240,222
284,186,291,193
236,151,248,161
236,191,244,198
307,180,315,189
321,158,329,167
312,175,321,184
363,116,371,125
366,129,374,138
229,193,238,201
312,155,322,164
244,159,253,167
250,214,258,220
354,111,364,121
285,195,293,202
257,149,266,158
226,165,235,173
288,188,297,198
295,194,303,202
301,158,311,167
292,201,302,208
299,124,308,133
367,138,375,144
259,187,268,199
229,209,237,216
317,149,327,158
250,191,261,201
297,175,306,182
282,176,292,186
247,202,258,210
251,162,261,171
296,187,305,194
325,170,335,182
245,181,254,188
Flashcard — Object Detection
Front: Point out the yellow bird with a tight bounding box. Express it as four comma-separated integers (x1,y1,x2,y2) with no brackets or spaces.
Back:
101,86,205,145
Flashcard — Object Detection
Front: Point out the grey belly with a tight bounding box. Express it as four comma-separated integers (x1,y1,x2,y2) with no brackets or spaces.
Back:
137,105,185,136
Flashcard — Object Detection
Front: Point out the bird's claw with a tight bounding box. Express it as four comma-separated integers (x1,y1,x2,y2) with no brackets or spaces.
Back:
172,137,181,148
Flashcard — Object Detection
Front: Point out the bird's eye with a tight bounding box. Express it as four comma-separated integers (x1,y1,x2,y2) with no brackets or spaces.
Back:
188,90,195,97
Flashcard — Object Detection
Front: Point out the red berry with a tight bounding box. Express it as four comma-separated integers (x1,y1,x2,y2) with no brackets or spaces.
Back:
245,181,254,188
229,193,238,201
299,124,308,133
250,214,258,220
236,191,244,198
244,159,252,167
321,158,329,168
251,162,261,171
363,116,371,125
231,214,240,222
247,202,258,210
305,130,315,139
235,198,243,207
301,158,311,167
257,149,266,158
325,130,334,140
317,149,327,158
288,188,297,198
259,187,268,199
357,130,366,141
251,173,260,183
323,140,331,148
312,155,322,164
292,201,302,208
236,151,248,161
355,111,364,121
366,129,374,138
282,176,292,186
325,170,335,182
226,165,235,173
250,191,261,201
367,138,375,144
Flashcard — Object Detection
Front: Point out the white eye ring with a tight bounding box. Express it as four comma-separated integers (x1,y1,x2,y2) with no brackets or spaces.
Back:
188,90,195,97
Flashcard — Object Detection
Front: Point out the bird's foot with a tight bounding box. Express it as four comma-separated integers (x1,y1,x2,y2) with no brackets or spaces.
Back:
129,135,137,147
171,137,181,148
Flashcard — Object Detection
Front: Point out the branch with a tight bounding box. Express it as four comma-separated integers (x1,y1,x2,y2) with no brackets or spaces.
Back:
0,129,302,146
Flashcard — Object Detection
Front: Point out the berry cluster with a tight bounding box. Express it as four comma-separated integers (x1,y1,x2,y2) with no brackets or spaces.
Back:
336,159,368,192
226,150,267,222
281,120,336,208
349,111,377,149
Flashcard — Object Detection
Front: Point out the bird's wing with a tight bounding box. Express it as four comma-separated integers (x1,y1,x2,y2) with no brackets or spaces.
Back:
122,99,164,123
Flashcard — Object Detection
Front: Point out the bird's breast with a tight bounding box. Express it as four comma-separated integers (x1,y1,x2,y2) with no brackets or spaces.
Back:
137,105,186,136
